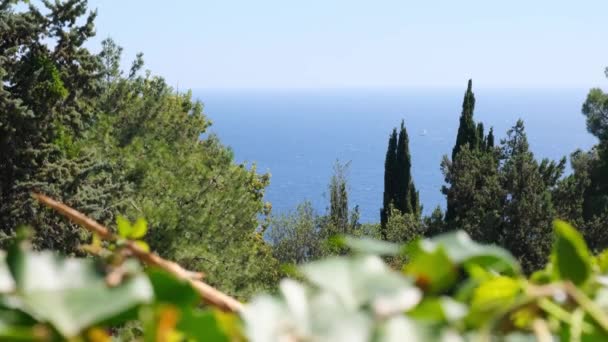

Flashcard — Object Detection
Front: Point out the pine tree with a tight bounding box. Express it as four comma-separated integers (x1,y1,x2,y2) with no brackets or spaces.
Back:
500,120,556,273
0,0,122,252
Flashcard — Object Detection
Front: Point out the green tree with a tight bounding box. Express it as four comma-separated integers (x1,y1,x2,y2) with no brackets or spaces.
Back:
268,201,321,264
0,0,126,253
329,160,351,233
423,206,446,237
444,80,496,224
395,120,419,216
381,121,419,239
86,46,281,297
452,79,478,160
380,128,398,231
499,120,558,273
441,145,503,243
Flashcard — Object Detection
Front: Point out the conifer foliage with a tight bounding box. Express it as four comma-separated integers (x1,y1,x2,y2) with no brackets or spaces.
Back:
380,120,419,239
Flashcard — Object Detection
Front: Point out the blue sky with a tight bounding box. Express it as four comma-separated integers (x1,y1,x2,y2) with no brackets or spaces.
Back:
86,0,608,90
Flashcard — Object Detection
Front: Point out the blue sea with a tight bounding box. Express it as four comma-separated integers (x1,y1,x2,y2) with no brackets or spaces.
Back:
194,88,598,223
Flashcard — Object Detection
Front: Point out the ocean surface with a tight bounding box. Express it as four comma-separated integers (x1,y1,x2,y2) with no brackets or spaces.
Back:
194,88,598,223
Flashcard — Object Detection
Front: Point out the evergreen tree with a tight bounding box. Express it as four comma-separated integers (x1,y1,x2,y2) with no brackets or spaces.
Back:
0,0,123,252
395,120,415,215
423,206,446,237
441,146,503,242
381,121,419,239
486,127,495,151
444,80,496,225
380,128,398,234
579,85,608,220
452,79,478,160
500,120,556,273
329,160,350,233
477,122,485,150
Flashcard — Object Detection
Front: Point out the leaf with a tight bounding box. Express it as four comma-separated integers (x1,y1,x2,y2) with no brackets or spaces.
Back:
408,297,467,323
300,256,412,310
131,218,148,239
341,236,402,256
552,220,592,286
134,240,150,253
148,269,198,307
470,276,521,318
6,248,153,337
116,216,132,238
424,231,520,275
177,309,230,342
404,246,458,294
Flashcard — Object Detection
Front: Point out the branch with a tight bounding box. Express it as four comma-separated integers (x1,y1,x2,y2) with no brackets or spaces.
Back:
33,193,244,313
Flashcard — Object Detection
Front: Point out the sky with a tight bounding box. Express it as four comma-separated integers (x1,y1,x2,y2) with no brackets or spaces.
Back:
85,0,608,90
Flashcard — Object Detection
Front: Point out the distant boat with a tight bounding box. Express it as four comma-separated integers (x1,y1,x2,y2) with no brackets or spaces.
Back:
419,129,428,136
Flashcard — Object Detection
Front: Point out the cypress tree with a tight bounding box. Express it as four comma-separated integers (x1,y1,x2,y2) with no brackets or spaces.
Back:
452,79,478,160
477,122,485,150
395,120,414,214
381,121,419,238
380,129,398,233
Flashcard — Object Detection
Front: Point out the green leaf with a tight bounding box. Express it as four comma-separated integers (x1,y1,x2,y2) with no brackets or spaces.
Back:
7,248,153,337
116,215,132,238
341,236,402,256
134,240,150,253
408,297,467,323
148,269,198,307
426,231,521,275
552,220,592,286
469,276,521,323
177,309,230,342
404,246,457,294
131,218,148,239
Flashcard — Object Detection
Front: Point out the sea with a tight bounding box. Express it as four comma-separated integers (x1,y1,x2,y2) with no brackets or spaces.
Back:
194,88,598,223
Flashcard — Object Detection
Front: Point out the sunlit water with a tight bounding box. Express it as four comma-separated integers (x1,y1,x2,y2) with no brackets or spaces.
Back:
195,88,597,223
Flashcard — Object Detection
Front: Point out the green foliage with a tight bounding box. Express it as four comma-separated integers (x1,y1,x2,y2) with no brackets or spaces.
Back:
244,220,608,341
268,201,322,264
381,120,420,238
0,0,124,253
445,80,497,224
329,160,353,233
552,220,591,286
441,145,502,243
452,79,478,161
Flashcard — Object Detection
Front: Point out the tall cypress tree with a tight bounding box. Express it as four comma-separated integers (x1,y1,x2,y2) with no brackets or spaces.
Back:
477,122,485,150
452,79,478,160
395,120,413,214
381,121,419,238
380,129,398,234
